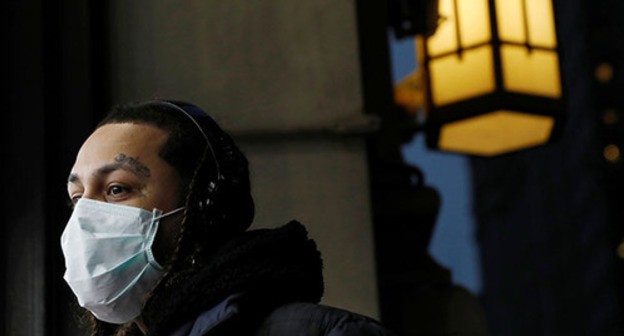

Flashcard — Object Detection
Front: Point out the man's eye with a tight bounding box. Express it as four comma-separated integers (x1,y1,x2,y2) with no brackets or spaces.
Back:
67,195,81,208
107,185,129,197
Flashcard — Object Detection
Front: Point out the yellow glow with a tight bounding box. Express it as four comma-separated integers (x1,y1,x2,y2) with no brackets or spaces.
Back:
604,144,621,163
496,0,525,44
394,70,425,113
458,0,491,47
430,46,495,106
497,0,557,47
617,241,624,259
439,110,554,156
427,0,457,55
427,0,490,56
526,0,557,48
501,45,561,98
595,63,614,83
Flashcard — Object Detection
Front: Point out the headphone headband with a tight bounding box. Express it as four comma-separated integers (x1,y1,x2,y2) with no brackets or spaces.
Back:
147,100,223,184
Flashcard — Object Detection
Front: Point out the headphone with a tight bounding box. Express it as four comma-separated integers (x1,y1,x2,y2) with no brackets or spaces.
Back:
146,100,223,209
141,100,254,234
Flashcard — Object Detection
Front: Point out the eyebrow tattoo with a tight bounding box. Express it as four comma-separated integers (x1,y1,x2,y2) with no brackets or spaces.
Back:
114,153,151,177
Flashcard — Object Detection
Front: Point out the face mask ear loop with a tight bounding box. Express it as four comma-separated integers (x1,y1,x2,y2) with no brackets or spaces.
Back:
144,208,163,269
145,206,186,268
154,206,185,221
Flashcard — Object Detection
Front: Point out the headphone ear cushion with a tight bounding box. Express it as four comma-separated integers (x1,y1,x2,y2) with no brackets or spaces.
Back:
191,135,255,237
210,133,254,231
190,184,254,249
211,179,255,233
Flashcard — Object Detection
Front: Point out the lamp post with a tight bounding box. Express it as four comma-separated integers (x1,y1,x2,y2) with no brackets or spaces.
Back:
418,0,564,156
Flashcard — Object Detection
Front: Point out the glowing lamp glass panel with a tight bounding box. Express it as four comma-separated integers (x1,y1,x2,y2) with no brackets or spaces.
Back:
430,46,496,106
526,0,557,47
426,0,457,55
496,0,525,44
439,110,555,156
457,0,491,47
501,46,561,97
496,0,557,48
427,0,491,56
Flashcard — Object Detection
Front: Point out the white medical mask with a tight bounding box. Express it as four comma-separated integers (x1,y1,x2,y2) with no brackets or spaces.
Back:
61,198,184,324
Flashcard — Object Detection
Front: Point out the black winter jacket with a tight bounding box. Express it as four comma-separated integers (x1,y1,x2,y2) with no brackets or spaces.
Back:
170,293,393,335
138,221,395,336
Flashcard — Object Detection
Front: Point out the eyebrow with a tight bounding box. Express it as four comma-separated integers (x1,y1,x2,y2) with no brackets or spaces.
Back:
67,162,148,184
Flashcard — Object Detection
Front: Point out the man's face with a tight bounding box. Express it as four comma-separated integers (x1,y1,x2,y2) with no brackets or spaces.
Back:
67,122,183,263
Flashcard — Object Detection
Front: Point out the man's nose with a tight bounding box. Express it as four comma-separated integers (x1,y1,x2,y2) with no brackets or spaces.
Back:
81,190,106,202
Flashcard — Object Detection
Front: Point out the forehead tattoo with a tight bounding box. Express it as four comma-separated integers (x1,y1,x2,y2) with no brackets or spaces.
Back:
114,153,151,177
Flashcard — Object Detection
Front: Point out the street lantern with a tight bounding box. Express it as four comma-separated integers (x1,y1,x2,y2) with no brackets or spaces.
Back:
418,0,564,156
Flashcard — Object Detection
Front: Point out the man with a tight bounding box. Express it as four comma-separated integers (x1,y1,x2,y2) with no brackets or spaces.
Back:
61,100,395,335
